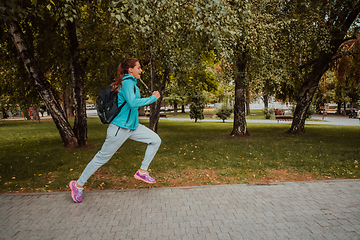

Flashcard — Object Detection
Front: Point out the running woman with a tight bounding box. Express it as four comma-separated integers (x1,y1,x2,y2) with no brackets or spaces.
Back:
70,58,161,203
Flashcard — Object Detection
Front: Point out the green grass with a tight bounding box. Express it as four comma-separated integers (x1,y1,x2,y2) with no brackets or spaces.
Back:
1,118,359,193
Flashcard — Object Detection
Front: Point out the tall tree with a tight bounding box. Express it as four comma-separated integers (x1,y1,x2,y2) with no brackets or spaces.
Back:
163,77,186,116
231,50,249,136
45,0,91,146
110,0,180,132
191,0,288,136
275,0,360,133
211,0,259,136
1,0,125,147
115,0,219,132
66,19,87,146
5,19,78,147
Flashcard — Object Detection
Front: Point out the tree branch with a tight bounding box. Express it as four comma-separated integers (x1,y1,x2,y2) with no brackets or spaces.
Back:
300,36,358,69
331,51,359,61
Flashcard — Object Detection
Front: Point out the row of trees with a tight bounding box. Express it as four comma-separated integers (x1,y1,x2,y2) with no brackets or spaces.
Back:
1,0,359,148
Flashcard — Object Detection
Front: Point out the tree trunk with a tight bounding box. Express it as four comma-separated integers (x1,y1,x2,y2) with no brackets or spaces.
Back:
290,82,320,133
290,53,333,133
149,67,168,132
246,101,250,116
246,89,251,116
231,53,249,137
139,106,145,116
174,103,178,116
62,89,68,119
181,105,185,113
291,63,343,133
289,2,360,133
149,96,163,132
337,102,341,115
149,47,157,131
66,20,87,146
32,104,40,123
62,86,73,119
263,94,269,109
6,20,78,148
23,108,31,120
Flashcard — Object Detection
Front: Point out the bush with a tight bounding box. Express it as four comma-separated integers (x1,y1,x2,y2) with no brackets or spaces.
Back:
216,104,233,122
306,105,316,119
189,91,205,122
263,107,274,119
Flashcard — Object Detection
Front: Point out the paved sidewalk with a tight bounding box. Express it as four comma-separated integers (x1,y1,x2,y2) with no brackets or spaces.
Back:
4,111,359,126
1,180,359,240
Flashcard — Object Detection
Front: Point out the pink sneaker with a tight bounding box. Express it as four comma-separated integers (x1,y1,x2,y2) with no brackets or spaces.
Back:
134,170,156,184
69,181,83,203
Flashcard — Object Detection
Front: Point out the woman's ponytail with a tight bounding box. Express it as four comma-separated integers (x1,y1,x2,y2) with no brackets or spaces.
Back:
111,58,139,92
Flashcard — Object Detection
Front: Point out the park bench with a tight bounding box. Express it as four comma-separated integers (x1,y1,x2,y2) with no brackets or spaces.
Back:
274,109,285,115
276,115,293,123
204,114,214,118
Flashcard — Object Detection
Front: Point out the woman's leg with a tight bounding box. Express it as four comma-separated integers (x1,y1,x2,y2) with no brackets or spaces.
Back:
77,124,131,186
129,124,161,170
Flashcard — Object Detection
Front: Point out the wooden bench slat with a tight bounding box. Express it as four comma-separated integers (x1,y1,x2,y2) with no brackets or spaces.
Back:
275,115,293,122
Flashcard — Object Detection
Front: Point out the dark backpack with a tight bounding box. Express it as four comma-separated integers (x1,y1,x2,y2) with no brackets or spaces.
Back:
96,85,135,124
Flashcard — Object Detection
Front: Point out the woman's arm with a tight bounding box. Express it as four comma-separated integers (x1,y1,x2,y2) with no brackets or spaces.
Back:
122,81,157,108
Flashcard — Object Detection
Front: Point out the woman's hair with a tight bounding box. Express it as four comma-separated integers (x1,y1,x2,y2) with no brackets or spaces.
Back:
111,58,139,92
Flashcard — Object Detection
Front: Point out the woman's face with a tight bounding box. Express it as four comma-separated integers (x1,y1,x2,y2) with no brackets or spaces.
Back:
129,61,142,80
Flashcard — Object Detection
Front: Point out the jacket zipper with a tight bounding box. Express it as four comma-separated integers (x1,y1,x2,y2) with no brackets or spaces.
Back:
126,109,131,124
115,127,121,137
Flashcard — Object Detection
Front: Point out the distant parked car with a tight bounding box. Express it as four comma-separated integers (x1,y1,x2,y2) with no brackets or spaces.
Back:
86,104,95,110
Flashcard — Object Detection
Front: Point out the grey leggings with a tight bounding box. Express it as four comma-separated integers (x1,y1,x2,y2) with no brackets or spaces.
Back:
77,124,161,186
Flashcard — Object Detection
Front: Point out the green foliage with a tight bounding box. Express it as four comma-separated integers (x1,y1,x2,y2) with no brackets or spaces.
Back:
163,92,184,107
314,59,360,111
215,104,233,122
312,29,360,110
268,0,360,102
163,91,185,108
188,69,218,92
0,0,27,22
2,0,360,134
307,105,316,119
189,91,205,122
0,0,76,110
163,75,186,107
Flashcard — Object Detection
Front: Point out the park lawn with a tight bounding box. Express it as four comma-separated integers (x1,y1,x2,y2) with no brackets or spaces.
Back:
0,117,359,193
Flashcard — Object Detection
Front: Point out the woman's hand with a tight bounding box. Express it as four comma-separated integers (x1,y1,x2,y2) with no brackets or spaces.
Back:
152,91,161,99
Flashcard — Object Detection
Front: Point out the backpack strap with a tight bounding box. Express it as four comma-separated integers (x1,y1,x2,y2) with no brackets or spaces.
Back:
119,100,126,111
118,85,135,111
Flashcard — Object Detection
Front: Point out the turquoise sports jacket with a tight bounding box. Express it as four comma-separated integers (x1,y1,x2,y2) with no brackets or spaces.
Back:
111,74,157,130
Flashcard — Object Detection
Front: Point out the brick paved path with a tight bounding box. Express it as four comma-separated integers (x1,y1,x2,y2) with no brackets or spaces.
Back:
1,180,359,240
